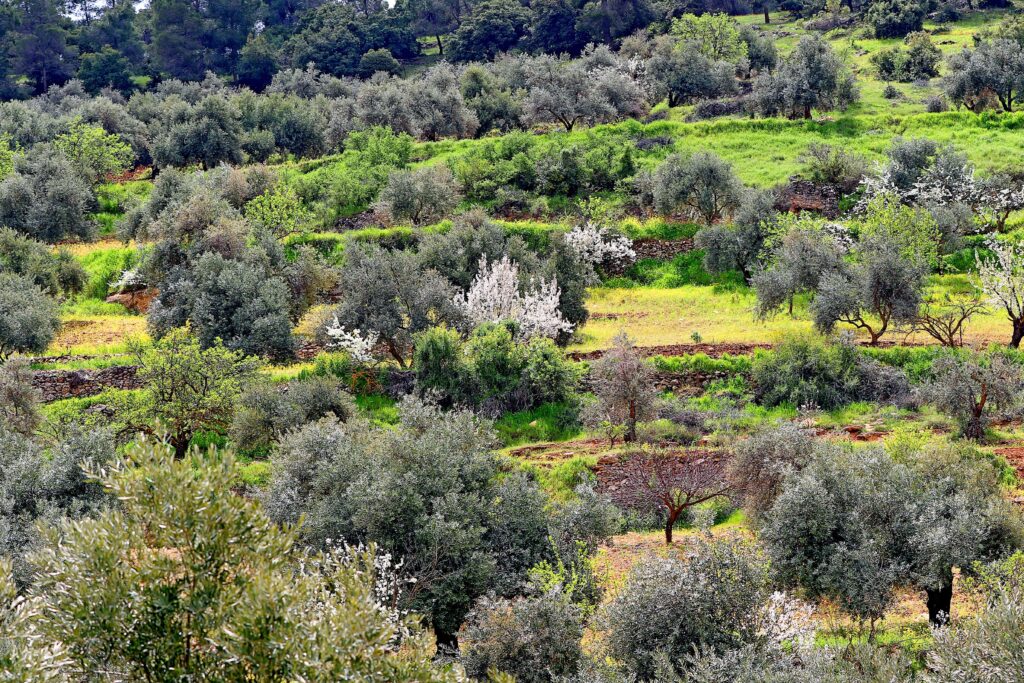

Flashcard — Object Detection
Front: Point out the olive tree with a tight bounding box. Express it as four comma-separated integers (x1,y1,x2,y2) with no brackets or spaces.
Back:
929,585,1024,683
597,536,807,680
0,146,96,242
653,152,744,226
753,218,845,318
329,247,464,366
0,426,114,588
944,39,1024,112
264,399,609,649
646,36,737,107
727,423,818,521
810,240,925,345
0,358,40,436
762,445,1022,630
696,188,777,280
927,350,1023,440
460,589,585,683
0,228,85,297
0,274,60,361
151,95,244,170
752,36,858,119
374,165,461,226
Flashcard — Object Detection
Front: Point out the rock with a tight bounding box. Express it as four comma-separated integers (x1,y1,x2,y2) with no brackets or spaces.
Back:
105,288,156,314
775,178,842,218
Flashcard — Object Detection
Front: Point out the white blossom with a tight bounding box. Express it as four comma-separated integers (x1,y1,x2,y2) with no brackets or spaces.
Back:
110,268,146,292
564,221,636,270
756,591,817,652
977,240,1024,327
457,255,573,340
324,318,378,363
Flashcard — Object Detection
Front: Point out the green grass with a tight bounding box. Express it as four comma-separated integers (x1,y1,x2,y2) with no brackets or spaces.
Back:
76,244,138,300
93,181,151,235
494,402,583,446
355,394,400,426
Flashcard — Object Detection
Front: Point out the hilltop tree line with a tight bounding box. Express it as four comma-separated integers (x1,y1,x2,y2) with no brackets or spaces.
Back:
1,0,994,98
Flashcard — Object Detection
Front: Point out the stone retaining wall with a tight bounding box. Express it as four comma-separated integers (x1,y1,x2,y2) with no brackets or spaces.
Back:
32,366,143,402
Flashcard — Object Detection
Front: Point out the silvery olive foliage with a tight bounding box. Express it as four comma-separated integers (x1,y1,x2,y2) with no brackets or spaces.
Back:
927,586,1024,683
329,246,464,366
373,164,461,226
0,358,41,436
653,152,744,226
751,36,859,119
0,273,61,361
927,350,1023,440
727,423,819,521
597,535,813,680
0,426,114,588
461,588,585,683
263,397,612,648
761,444,1022,628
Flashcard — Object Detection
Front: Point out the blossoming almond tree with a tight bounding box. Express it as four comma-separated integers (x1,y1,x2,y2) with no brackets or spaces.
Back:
977,240,1024,347
457,255,573,340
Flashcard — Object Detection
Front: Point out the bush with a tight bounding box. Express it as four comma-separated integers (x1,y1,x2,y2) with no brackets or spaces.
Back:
924,94,949,112
230,377,356,455
751,335,910,410
871,32,941,81
0,146,96,242
0,228,86,297
374,165,461,226
866,0,928,38
597,536,784,680
461,589,584,683
799,143,868,191
0,274,61,360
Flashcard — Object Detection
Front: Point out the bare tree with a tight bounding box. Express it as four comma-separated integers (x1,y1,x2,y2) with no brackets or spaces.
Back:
909,293,987,347
589,332,656,443
605,449,730,543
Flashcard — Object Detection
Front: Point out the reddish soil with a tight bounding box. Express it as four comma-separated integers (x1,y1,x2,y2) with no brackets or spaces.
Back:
994,446,1024,480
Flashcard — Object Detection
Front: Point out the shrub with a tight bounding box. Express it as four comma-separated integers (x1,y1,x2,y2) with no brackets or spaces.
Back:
0,228,86,297
0,426,114,587
461,589,584,683
0,146,96,242
230,377,356,455
0,274,60,360
866,0,928,38
413,326,470,404
374,165,461,226
751,335,910,410
799,143,868,191
728,423,818,521
597,536,789,680
871,32,941,82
